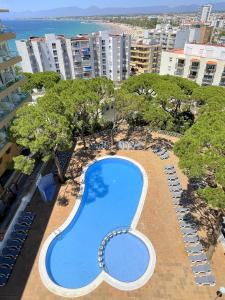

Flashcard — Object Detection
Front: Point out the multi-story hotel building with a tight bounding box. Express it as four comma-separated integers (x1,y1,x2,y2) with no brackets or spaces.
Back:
130,41,161,75
16,32,131,82
144,25,201,51
0,9,31,191
160,43,225,86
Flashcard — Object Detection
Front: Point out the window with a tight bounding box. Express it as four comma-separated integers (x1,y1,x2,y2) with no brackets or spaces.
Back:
53,50,57,56
169,57,173,62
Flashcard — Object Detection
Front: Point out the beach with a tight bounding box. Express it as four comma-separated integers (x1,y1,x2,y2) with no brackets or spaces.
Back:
93,20,144,39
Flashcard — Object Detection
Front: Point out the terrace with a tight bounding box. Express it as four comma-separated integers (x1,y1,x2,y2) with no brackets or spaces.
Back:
0,128,224,299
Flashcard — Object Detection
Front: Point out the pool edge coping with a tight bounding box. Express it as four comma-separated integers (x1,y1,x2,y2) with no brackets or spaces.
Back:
39,155,156,298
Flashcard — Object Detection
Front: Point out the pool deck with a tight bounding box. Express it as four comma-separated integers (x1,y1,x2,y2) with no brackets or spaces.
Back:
1,134,225,300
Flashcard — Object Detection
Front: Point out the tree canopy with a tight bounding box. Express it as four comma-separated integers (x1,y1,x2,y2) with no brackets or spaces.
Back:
11,77,114,178
117,74,198,133
22,71,61,93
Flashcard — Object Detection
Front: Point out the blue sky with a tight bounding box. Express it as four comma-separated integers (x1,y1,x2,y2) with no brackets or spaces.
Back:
0,0,219,12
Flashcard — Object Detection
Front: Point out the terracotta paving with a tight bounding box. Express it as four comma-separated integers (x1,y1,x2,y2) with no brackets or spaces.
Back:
0,134,225,300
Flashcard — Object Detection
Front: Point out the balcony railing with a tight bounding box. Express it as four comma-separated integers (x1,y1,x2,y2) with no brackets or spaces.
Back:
0,75,25,93
190,65,199,71
0,50,19,64
0,92,30,124
0,26,13,34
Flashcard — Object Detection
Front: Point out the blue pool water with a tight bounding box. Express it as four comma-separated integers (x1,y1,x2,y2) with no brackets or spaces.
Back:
46,157,147,289
104,233,150,282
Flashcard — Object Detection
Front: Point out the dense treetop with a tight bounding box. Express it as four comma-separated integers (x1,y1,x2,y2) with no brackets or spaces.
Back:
11,73,225,209
22,71,61,92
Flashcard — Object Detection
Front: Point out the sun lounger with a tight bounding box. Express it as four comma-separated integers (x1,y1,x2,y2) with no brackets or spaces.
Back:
186,244,204,254
179,221,196,228
160,154,169,160
165,165,175,170
10,232,27,241
170,185,182,192
177,213,193,221
167,174,178,181
165,169,176,175
157,148,166,155
189,253,207,263
192,263,211,274
168,180,180,186
0,275,8,286
0,266,11,278
17,217,32,226
14,224,30,233
195,275,215,286
2,247,20,258
0,256,15,267
183,235,199,244
172,191,183,197
175,207,190,214
7,239,23,250
181,227,197,236
19,211,34,221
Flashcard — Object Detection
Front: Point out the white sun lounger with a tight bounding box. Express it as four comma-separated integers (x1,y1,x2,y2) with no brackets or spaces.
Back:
195,275,215,286
186,244,204,254
189,253,207,263
181,227,197,236
179,221,196,228
168,180,180,186
175,207,190,213
192,263,211,274
170,186,182,192
183,235,199,244
165,169,176,175
167,175,179,181
165,165,174,170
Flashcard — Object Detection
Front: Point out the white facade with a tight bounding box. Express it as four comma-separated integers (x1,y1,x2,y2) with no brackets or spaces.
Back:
16,32,131,82
198,4,213,23
159,43,225,87
144,27,200,51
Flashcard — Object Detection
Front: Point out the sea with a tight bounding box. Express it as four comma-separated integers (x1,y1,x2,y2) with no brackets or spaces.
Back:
3,19,108,52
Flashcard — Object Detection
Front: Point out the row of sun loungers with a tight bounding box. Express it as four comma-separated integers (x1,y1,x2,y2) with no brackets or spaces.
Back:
90,141,110,150
117,141,144,150
164,165,216,286
0,211,35,286
152,147,169,160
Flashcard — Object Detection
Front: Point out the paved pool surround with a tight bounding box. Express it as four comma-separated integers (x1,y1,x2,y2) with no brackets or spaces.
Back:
39,156,156,298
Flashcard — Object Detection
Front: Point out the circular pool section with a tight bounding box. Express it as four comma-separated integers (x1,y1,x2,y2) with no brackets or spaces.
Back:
104,232,150,282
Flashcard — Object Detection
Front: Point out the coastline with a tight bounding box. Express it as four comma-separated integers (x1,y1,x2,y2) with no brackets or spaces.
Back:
92,20,144,39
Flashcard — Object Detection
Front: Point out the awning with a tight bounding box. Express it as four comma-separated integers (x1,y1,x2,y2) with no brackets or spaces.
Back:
191,58,200,62
207,61,217,65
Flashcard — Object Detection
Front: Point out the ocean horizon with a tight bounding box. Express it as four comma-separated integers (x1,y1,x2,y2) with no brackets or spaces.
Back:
3,19,109,52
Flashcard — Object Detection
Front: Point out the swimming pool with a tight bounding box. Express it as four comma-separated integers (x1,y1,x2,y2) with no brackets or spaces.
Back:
39,156,156,297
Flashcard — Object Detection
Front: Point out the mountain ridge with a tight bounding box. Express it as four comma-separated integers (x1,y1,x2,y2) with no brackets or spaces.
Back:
4,3,225,19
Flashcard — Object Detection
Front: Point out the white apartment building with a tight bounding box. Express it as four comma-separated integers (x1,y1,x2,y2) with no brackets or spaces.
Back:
16,32,131,82
198,4,213,23
144,25,201,51
160,43,225,86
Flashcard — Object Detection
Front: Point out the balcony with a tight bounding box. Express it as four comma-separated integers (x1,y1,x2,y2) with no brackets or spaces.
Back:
0,51,22,70
0,75,27,99
0,92,31,126
0,27,16,41
190,65,199,71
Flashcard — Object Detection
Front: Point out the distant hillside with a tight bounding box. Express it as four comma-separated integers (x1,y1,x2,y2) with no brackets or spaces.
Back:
4,3,225,19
